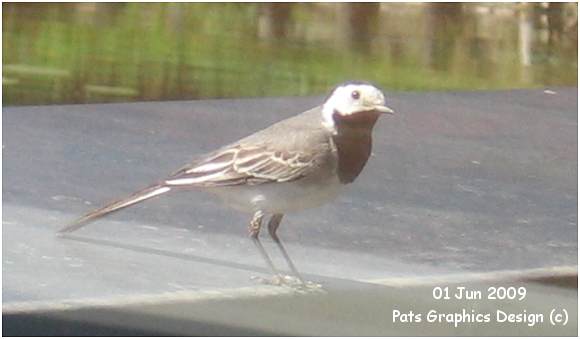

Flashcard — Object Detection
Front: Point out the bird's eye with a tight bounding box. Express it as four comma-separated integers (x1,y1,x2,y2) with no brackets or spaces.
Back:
351,90,360,100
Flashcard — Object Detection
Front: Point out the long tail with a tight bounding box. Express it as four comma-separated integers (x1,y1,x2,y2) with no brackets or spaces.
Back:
57,184,171,234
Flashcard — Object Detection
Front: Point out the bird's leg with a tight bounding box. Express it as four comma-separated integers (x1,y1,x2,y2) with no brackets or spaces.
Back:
248,211,281,280
267,214,305,284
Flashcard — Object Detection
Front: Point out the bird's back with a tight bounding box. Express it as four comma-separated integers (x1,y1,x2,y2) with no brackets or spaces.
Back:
236,105,330,153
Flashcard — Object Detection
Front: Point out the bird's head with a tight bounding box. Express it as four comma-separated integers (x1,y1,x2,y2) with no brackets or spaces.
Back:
321,82,394,132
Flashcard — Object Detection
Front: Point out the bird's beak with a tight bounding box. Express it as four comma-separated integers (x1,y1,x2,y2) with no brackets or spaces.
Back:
374,105,395,115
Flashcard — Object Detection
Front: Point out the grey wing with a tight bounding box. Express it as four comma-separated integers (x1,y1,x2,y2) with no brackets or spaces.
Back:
164,144,320,187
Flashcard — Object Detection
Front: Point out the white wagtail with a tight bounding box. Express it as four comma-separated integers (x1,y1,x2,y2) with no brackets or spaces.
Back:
58,81,394,285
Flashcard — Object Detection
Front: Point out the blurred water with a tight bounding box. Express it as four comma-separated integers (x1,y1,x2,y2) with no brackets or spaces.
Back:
2,3,578,105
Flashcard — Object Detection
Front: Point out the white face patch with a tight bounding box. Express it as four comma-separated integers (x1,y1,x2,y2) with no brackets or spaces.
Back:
321,84,387,133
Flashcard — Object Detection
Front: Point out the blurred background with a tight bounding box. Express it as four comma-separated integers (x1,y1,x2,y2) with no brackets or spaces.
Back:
2,2,578,106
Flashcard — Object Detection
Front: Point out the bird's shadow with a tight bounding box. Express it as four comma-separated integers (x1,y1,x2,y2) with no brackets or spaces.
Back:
57,233,272,275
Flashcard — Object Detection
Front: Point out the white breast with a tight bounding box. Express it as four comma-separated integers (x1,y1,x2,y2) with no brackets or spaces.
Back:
205,174,343,214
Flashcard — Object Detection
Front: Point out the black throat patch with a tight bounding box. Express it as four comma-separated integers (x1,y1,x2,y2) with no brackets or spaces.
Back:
332,110,380,184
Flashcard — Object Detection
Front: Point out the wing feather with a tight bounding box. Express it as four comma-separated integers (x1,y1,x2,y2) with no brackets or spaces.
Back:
164,144,318,187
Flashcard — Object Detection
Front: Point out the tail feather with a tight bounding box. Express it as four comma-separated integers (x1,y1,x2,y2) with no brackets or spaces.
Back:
57,185,171,234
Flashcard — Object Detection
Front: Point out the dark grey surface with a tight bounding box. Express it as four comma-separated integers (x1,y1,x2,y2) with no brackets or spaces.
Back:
3,280,577,336
2,88,578,335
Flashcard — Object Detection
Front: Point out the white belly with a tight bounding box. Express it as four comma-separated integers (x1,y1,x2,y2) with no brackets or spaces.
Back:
205,175,343,214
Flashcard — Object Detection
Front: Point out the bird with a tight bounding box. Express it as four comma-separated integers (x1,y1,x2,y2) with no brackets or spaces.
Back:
57,81,394,286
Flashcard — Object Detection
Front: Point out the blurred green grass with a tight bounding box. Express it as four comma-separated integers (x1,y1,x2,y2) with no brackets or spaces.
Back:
3,3,577,105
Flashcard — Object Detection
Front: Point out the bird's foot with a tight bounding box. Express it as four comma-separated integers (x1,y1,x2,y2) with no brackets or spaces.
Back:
251,274,323,292
251,274,293,286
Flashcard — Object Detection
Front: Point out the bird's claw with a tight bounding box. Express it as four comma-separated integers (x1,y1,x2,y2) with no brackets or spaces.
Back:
251,274,323,292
